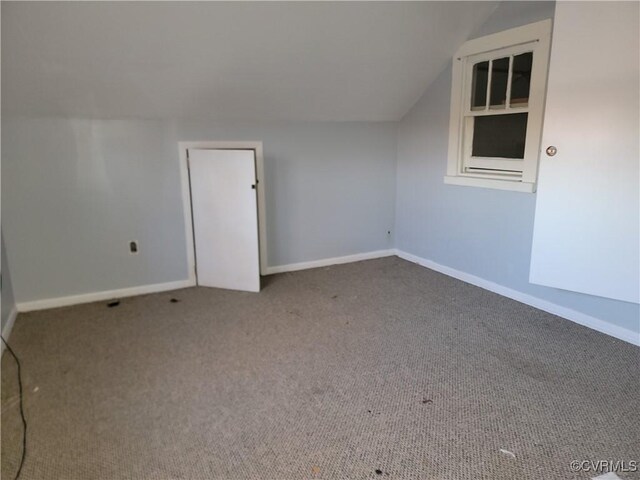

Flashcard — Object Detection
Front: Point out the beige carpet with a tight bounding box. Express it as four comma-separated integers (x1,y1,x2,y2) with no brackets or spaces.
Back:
2,257,639,479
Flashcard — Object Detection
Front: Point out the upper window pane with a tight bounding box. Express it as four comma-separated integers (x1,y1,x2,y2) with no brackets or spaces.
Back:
510,52,533,107
489,57,510,108
471,61,489,110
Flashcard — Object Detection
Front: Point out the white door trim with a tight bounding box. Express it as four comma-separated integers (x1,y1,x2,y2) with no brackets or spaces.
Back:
178,141,268,281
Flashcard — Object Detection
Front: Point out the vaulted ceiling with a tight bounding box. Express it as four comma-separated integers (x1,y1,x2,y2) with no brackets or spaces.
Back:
2,2,497,121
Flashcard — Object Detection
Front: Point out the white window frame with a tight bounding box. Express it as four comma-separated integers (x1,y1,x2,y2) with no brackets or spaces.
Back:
444,20,552,193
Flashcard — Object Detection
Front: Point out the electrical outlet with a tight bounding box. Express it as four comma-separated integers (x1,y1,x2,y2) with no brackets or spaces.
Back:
129,241,139,254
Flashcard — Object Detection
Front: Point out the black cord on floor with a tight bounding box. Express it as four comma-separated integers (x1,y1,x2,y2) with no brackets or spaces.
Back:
1,336,27,480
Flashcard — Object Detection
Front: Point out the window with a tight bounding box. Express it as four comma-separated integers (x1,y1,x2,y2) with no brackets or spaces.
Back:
445,20,552,192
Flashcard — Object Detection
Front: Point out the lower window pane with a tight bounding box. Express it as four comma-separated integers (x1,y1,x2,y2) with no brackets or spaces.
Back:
472,113,528,159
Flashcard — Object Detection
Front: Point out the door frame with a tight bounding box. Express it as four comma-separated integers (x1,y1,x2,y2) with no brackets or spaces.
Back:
178,141,268,284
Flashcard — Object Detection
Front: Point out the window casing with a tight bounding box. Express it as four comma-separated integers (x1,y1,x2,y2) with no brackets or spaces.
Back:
445,20,552,193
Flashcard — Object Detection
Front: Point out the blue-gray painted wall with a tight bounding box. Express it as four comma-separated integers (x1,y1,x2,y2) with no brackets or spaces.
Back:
2,118,396,303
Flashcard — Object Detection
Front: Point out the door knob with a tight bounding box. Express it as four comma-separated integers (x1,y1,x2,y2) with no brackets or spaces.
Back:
546,146,557,157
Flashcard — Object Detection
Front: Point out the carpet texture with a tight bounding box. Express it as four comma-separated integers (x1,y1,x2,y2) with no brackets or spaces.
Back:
2,257,639,479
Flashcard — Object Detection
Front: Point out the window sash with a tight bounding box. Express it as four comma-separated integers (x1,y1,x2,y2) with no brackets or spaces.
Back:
460,43,536,176
463,42,537,116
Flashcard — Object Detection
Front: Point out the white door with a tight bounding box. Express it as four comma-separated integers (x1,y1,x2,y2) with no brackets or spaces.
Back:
529,2,639,303
188,149,260,292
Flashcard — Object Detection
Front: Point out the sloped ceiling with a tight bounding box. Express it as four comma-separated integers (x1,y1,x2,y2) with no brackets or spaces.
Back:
2,1,497,122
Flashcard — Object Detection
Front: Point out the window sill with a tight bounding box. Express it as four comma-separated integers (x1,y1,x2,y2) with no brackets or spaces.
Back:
444,175,536,193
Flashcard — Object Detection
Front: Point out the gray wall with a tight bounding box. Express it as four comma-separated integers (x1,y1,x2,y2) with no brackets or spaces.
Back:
395,0,640,335
2,117,396,303
1,233,16,331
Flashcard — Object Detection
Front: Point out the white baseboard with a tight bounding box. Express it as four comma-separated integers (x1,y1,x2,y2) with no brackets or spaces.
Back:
395,249,639,346
12,250,637,346
14,249,395,312
1,307,19,353
264,249,396,275
16,279,195,313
